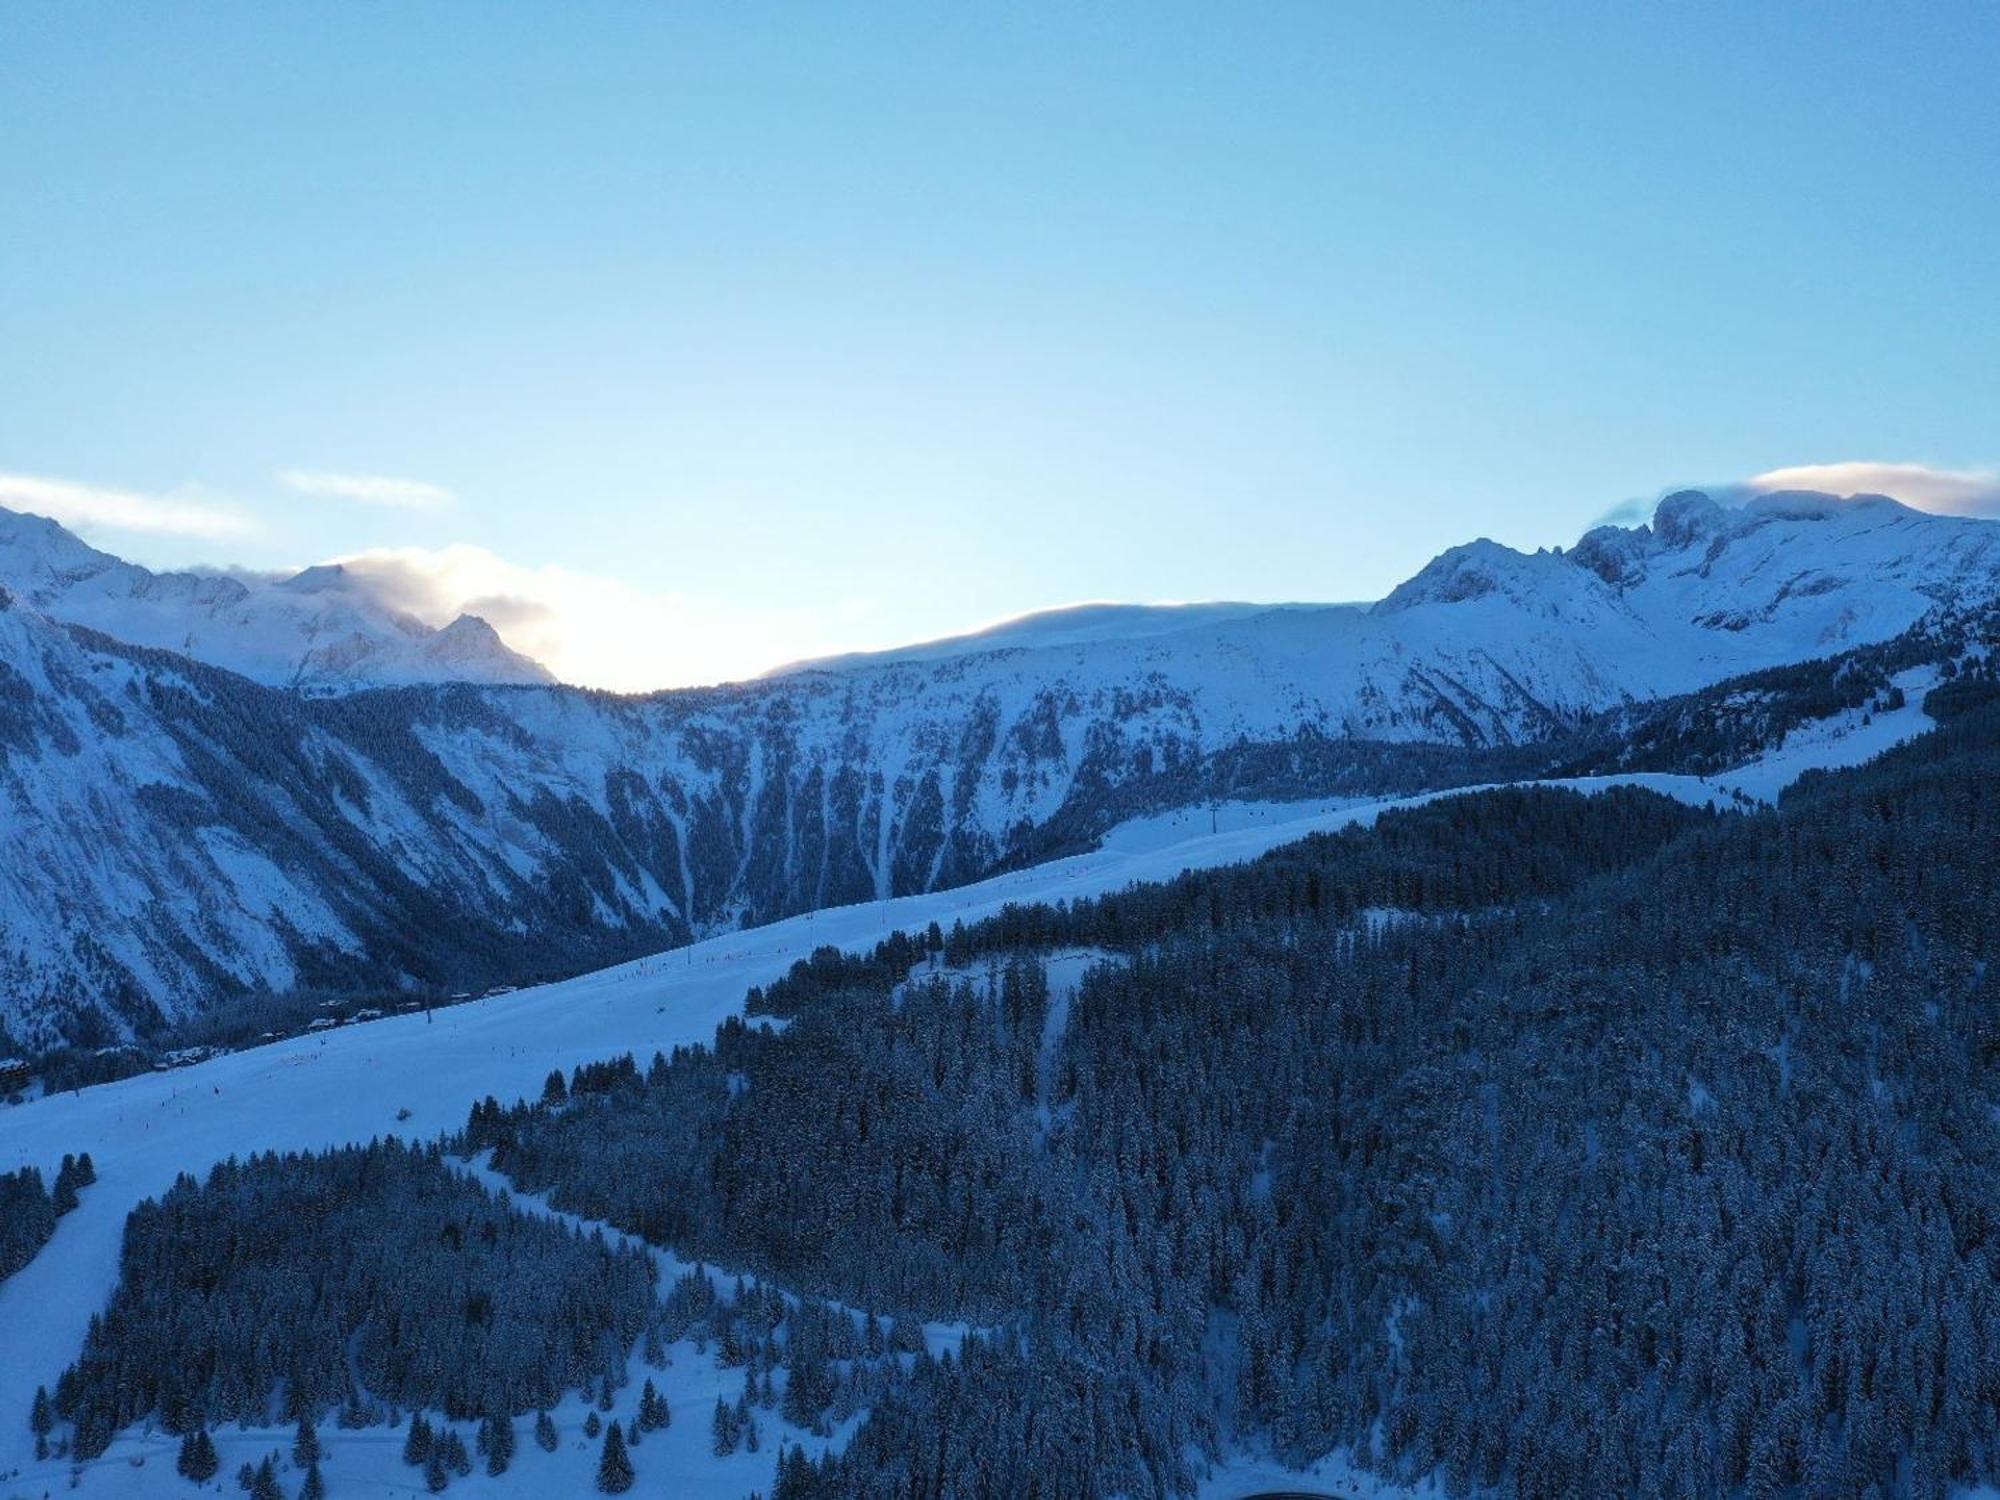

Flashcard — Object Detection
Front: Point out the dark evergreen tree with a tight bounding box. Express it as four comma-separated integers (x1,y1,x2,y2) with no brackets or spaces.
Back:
534,1408,558,1452
638,1377,667,1430
401,1412,432,1467
479,1410,515,1475
186,1427,220,1482
176,1429,202,1480
28,1383,50,1461
596,1420,634,1494
52,1154,81,1213
773,1444,816,1500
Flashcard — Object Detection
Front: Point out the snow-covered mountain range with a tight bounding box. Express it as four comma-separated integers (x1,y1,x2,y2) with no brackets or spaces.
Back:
0,507,549,690
0,487,1994,1048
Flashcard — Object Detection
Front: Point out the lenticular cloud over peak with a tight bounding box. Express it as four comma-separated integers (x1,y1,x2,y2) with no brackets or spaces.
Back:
1745,461,2000,517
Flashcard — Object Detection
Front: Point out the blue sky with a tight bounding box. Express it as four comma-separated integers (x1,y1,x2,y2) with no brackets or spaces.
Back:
2,3,1996,688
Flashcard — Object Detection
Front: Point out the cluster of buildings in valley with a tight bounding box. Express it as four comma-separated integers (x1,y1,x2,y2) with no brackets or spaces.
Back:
5,981,538,1104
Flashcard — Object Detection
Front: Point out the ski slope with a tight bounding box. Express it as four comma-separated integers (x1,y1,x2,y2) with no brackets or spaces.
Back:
0,690,1937,1498
1699,665,1939,802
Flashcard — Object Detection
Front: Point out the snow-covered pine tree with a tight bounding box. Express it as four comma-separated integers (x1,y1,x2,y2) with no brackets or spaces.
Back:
402,1412,432,1467
596,1421,634,1493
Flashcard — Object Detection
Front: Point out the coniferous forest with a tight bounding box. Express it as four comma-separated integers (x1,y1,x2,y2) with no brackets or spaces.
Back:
51,1141,654,1460
0,1151,92,1284
474,703,2000,1497
37,695,2000,1498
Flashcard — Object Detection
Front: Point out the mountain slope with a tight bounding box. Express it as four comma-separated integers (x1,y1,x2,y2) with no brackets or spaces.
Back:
0,489,1995,1049
0,506,551,689
762,600,1330,676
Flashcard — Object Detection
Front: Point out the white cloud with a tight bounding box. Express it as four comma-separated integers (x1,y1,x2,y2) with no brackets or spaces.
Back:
0,473,863,689
0,471,256,539
279,469,455,512
326,545,831,692
1746,461,2000,517
1584,495,1652,530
